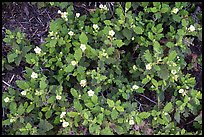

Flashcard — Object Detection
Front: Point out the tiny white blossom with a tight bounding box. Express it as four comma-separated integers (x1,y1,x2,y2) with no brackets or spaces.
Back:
31,72,38,79
133,65,137,70
178,89,184,94
62,121,69,127
93,24,99,30
99,4,104,9
34,46,41,54
61,12,68,19
4,97,10,103
68,31,74,36
186,86,189,89
188,25,195,32
80,79,87,87
132,85,139,90
129,119,135,125
76,13,80,18
164,112,168,115
102,52,108,57
103,5,108,10
56,95,62,100
21,90,27,96
109,30,115,37
60,112,66,118
58,10,62,14
71,60,77,66
80,44,86,52
87,90,94,97
131,37,135,41
171,8,179,14
171,70,177,75
146,63,152,70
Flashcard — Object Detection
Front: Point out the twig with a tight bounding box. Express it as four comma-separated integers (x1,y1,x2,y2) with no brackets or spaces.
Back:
139,94,157,104
134,97,144,111
8,74,15,84
2,80,13,88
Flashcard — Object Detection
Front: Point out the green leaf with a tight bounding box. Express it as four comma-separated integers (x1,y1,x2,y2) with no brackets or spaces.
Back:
39,119,53,132
151,79,158,89
2,119,11,126
157,65,169,80
26,103,35,113
122,28,132,40
134,26,143,34
148,32,154,41
42,107,49,112
79,32,88,44
84,112,89,119
153,41,162,53
70,88,78,98
64,65,75,73
139,112,150,119
111,109,119,120
115,106,124,112
163,102,173,112
74,100,82,111
7,53,18,63
17,104,25,115
45,110,52,119
168,51,177,61
68,112,79,117
16,80,30,90
166,42,174,48
150,7,158,13
9,102,17,114
172,14,181,23
107,99,114,108
74,48,82,61
161,7,169,13
174,111,180,123
194,113,202,124
40,76,47,90
101,127,114,135
125,2,131,12
144,50,153,62
47,96,56,104
112,40,124,48
97,113,104,124
91,95,98,104
104,20,112,25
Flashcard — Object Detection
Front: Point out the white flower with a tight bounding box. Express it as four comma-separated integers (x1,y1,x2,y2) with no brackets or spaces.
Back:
178,89,184,94
31,72,38,79
21,90,27,96
61,12,68,19
146,63,152,70
188,25,195,32
171,8,179,14
80,44,86,52
87,90,94,97
34,46,41,54
132,85,139,90
103,5,108,10
68,31,74,36
4,97,10,103
102,52,108,57
58,10,62,14
171,70,177,75
133,65,137,70
62,121,69,127
56,95,62,100
99,4,104,9
76,13,80,18
71,60,77,66
80,79,87,87
60,112,66,118
164,112,168,115
129,119,135,125
93,24,99,30
132,37,135,41
109,30,115,37
186,86,189,89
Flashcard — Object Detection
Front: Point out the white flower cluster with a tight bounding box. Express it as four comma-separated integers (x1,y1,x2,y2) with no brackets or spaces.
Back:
4,97,10,103
99,4,108,10
58,10,68,21
93,24,99,30
178,89,187,96
132,85,139,90
80,79,87,87
80,44,86,52
87,90,94,97
62,120,69,128
101,49,108,58
129,117,135,125
60,112,66,118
